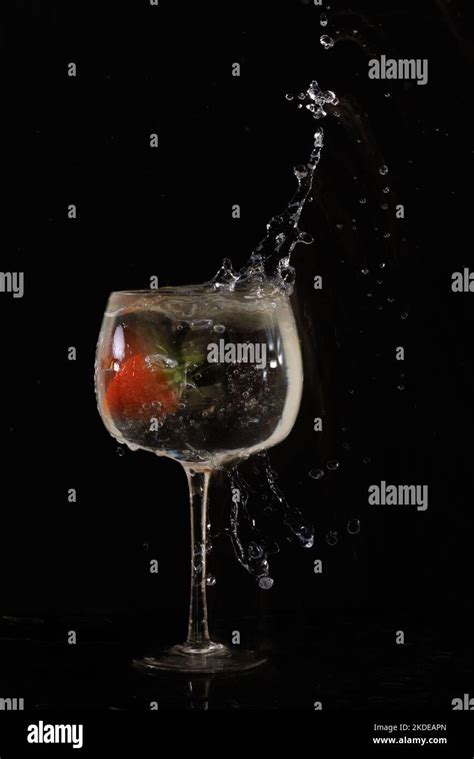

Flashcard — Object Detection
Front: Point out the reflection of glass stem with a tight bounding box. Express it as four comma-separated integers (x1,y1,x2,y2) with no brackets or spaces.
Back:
188,677,212,710
184,469,212,651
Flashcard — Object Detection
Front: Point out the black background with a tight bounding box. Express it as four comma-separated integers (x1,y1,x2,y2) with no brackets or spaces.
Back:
1,0,474,720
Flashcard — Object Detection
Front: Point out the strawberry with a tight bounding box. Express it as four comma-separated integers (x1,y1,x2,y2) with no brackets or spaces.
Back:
104,354,178,421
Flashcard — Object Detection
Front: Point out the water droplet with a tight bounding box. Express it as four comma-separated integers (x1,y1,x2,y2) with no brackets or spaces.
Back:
387,296,395,303
202,411,208,418
213,324,226,333
242,391,249,399
347,519,360,535
397,384,405,391
116,447,125,456
359,197,367,204
294,164,309,179
320,12,328,26
383,186,390,194
177,324,184,331
326,530,338,546
362,456,371,464
384,92,391,98
248,542,264,559
361,268,369,275
320,34,335,50
258,576,274,590
285,93,294,101
401,312,408,319
326,459,340,471
379,165,389,176
379,262,386,269
206,575,216,587
195,373,202,380
383,232,391,239
309,468,324,480
299,231,314,244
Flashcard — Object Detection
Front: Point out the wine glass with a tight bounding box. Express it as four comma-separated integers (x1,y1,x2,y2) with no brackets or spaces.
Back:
95,283,303,672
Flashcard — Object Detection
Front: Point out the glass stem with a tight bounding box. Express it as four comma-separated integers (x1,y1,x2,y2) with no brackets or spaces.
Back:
184,467,212,651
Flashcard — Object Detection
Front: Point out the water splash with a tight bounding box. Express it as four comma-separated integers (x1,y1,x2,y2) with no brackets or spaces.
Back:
211,81,338,295
227,452,314,587
211,81,339,586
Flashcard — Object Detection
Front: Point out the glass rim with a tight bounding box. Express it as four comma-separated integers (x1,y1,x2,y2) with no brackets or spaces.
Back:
108,283,290,297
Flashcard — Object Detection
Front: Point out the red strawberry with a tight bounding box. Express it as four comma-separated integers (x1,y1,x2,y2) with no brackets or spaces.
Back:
104,354,178,420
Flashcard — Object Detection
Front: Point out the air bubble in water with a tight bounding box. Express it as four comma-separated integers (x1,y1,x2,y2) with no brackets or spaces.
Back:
258,576,274,590
347,519,360,535
359,197,367,204
383,186,390,194
326,530,338,546
401,312,408,320
361,268,369,275
327,460,340,471
320,12,328,26
285,93,294,101
116,447,125,456
213,324,226,333
320,35,335,50
206,575,216,587
362,456,371,464
379,165,389,175
190,319,213,330
299,231,314,244
309,468,324,480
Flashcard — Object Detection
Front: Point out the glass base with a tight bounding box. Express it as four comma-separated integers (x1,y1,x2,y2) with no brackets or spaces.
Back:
133,642,267,674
